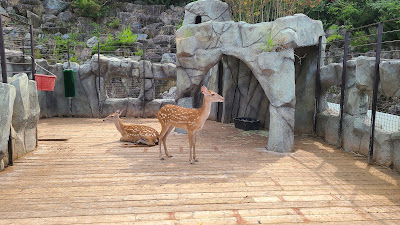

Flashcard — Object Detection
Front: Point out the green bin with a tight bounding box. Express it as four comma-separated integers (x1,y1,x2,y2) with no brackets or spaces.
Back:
63,69,75,97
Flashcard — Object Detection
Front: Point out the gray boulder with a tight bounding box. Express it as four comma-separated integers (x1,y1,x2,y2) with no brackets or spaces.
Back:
9,73,36,160
58,11,75,23
380,60,400,97
43,0,69,12
0,83,16,167
27,11,42,28
183,0,232,26
126,98,144,117
161,53,177,63
16,0,44,17
42,14,58,23
25,80,40,152
101,98,129,117
144,101,161,118
86,36,98,48
0,6,6,14
355,56,374,95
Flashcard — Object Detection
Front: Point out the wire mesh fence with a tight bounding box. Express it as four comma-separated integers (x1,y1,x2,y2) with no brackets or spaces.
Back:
316,17,400,164
374,95,400,133
105,76,143,99
154,79,177,99
1,14,34,80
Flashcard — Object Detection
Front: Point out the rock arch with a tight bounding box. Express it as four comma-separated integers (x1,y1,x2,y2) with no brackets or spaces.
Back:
176,0,325,152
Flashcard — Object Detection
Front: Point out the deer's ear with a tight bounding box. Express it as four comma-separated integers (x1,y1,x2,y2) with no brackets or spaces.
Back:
118,110,123,115
201,86,208,94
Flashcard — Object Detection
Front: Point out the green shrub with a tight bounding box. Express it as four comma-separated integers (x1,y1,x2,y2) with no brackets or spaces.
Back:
260,33,276,52
108,18,120,29
72,0,109,18
134,48,144,56
350,31,371,53
326,25,344,44
90,22,106,37
92,26,138,53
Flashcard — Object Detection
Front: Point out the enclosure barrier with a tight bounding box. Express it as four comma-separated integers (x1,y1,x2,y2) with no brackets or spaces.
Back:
314,17,400,165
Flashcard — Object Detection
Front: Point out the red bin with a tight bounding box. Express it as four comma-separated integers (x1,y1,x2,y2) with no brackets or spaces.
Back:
34,74,56,91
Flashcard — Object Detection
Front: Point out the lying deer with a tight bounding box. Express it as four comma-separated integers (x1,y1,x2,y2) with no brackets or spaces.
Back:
157,86,224,163
103,110,159,146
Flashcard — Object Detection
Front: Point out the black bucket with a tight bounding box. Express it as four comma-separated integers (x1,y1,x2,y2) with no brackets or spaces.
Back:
234,117,260,131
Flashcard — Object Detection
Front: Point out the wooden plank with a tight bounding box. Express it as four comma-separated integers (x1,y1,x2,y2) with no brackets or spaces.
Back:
1,118,400,224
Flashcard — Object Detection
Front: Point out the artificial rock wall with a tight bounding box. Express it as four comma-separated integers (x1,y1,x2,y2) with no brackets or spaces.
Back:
0,74,40,171
175,0,325,152
35,55,177,119
317,56,400,171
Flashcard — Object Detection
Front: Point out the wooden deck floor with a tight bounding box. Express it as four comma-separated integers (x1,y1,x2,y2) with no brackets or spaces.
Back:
1,118,400,225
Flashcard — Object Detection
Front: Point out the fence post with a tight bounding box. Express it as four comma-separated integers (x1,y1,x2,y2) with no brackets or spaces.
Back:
0,15,7,83
313,36,323,134
67,41,70,68
97,41,101,118
22,39,26,73
30,24,35,80
338,31,349,147
368,22,383,165
142,47,146,117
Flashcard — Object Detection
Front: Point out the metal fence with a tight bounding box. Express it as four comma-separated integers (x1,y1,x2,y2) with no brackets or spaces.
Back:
314,17,400,164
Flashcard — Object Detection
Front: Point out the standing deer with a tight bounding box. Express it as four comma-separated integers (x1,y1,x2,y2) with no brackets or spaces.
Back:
157,86,224,163
103,110,159,146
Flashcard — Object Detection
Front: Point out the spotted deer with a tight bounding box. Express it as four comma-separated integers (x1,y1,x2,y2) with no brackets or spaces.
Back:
157,86,224,163
103,110,159,146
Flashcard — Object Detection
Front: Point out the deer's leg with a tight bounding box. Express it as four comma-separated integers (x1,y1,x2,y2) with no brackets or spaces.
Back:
192,131,198,162
163,126,174,158
188,130,194,164
158,125,169,160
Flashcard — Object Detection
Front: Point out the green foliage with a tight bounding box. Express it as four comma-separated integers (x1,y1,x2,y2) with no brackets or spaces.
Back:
326,25,343,44
117,26,137,45
108,18,120,29
370,0,400,41
176,20,184,29
51,31,85,63
304,0,400,52
33,49,43,59
184,28,193,38
72,0,109,18
70,55,79,63
350,31,371,53
260,33,276,52
90,22,106,37
92,26,137,53
134,48,144,56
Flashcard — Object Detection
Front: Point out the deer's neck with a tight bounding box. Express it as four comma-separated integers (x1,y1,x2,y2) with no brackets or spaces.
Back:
115,118,125,135
198,97,212,122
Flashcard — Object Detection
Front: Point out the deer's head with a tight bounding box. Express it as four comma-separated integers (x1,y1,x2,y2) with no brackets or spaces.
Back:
103,110,123,122
202,86,224,102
